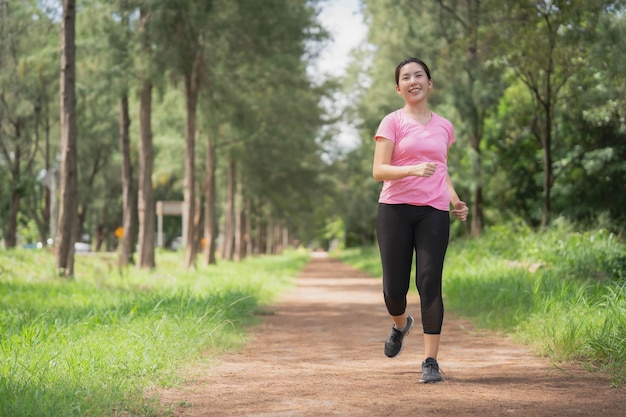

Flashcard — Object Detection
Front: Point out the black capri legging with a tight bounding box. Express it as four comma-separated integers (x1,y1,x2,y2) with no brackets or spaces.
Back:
376,203,450,334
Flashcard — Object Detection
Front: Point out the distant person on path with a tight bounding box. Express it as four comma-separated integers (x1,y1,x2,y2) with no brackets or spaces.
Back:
372,57,468,383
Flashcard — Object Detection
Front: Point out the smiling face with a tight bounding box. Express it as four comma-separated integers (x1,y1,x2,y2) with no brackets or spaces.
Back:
395,61,433,103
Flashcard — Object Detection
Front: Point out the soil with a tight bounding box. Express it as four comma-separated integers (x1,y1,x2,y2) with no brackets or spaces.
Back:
157,254,625,417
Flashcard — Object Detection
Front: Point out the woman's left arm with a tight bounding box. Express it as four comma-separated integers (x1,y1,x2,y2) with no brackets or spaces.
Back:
446,172,468,222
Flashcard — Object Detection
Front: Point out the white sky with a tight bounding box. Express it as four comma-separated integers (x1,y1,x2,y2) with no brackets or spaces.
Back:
312,0,368,151
314,0,367,77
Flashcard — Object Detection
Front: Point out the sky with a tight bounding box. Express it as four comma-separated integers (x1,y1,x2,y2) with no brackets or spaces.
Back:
312,0,368,150
314,0,368,77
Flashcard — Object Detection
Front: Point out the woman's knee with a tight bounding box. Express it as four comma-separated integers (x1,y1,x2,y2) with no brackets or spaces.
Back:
384,292,406,316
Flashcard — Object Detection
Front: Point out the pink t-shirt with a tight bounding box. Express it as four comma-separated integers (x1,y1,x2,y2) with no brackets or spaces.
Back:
374,109,455,211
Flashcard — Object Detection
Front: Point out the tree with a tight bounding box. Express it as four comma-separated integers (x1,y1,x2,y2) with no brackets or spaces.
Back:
495,0,618,226
56,0,78,276
193,0,328,262
149,0,216,268
431,0,506,237
550,6,626,226
102,0,137,265
136,5,156,269
0,1,58,248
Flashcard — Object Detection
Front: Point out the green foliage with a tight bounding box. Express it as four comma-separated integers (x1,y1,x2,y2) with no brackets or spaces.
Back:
334,221,626,387
1,0,331,252
3,0,626,269
332,0,626,244
0,0,60,245
0,249,309,416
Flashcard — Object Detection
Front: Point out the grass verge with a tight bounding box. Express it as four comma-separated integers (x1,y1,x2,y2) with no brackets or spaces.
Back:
0,249,309,417
333,221,626,387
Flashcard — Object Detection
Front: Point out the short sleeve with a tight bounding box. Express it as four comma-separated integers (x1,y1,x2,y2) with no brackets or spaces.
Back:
447,122,456,148
374,112,398,143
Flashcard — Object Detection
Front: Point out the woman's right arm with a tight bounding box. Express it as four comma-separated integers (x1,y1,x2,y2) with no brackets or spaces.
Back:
372,137,437,181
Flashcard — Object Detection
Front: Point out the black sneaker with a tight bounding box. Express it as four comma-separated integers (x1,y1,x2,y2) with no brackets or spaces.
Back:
384,315,414,358
419,357,443,383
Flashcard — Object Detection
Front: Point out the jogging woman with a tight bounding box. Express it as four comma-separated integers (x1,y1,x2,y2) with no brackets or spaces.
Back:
372,57,468,383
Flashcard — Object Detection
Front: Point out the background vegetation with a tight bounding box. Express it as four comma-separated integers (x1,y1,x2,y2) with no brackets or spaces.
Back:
1,0,625,260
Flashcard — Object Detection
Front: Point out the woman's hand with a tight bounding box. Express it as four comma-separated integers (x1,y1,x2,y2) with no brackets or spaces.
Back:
408,162,438,177
451,200,468,222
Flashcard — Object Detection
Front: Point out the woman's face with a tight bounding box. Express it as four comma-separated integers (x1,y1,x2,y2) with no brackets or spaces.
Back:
396,62,432,103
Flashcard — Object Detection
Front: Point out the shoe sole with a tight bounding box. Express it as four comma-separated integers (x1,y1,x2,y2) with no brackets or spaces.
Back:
418,378,443,384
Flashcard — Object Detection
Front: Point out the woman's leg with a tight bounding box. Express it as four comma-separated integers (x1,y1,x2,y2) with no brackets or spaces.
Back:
413,208,450,360
377,204,417,357
423,334,441,360
377,204,415,320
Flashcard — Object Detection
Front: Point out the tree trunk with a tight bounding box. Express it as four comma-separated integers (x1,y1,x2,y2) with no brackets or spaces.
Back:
265,217,273,255
192,190,203,253
470,133,483,238
29,99,48,245
471,186,483,237
56,0,78,277
282,225,289,252
541,103,553,227
254,200,263,255
203,136,217,265
222,156,235,261
4,136,21,249
183,67,200,269
234,172,244,261
7,191,19,248
40,103,52,244
137,80,155,269
245,198,252,258
273,222,281,255
136,7,155,269
119,94,135,266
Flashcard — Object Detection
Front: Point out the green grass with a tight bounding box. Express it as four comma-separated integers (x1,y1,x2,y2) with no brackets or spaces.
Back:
0,249,309,417
333,220,626,387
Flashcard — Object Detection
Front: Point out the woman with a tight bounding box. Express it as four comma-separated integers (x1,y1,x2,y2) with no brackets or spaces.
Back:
372,57,468,383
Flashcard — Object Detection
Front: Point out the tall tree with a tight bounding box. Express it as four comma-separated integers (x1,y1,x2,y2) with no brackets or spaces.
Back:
550,6,626,225
136,5,156,268
103,0,137,265
118,93,134,263
496,0,616,226
203,131,218,264
0,1,58,248
431,0,505,237
150,0,215,268
56,0,78,276
193,0,328,263
219,0,328,258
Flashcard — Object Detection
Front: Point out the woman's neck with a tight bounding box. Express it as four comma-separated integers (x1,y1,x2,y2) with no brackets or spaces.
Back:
403,103,431,124
404,102,430,117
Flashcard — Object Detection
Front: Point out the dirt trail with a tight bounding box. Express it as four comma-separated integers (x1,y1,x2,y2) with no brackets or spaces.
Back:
158,255,625,416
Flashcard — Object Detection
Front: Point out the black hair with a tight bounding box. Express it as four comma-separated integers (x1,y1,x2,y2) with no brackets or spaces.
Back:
395,57,432,85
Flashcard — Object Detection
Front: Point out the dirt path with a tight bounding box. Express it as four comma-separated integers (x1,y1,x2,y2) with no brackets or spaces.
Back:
158,255,625,416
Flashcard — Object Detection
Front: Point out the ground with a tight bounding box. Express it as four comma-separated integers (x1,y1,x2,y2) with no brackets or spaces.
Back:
157,255,625,417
